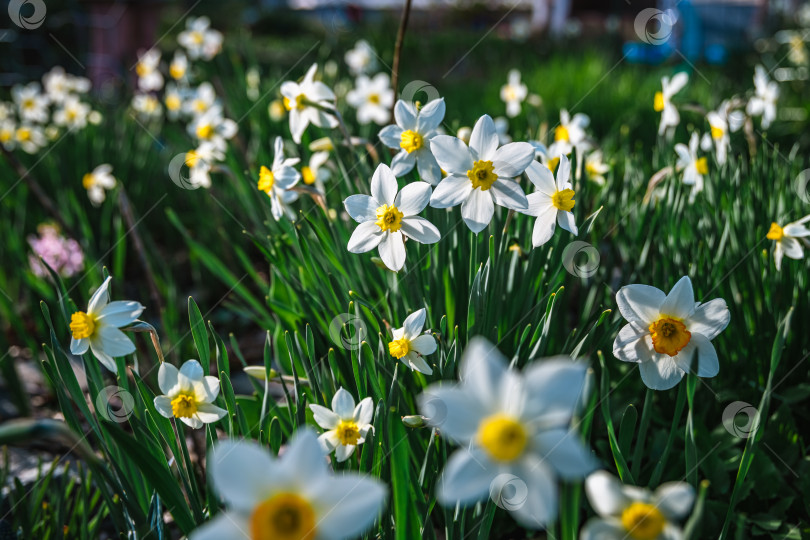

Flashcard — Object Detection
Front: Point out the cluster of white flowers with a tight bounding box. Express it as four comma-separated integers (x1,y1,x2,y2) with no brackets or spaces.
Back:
1,67,99,154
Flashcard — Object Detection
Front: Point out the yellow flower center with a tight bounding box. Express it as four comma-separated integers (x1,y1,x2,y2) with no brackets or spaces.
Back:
766,222,784,241
504,86,518,101
196,123,213,140
335,420,361,446
375,204,403,232
191,31,204,45
467,160,497,191
554,125,570,142
710,125,724,139
258,166,275,193
170,64,185,80
302,166,316,185
586,162,600,178
621,502,666,540
270,100,286,119
171,393,198,418
16,127,31,142
69,311,96,340
695,157,708,175
654,91,665,112
546,156,560,171
284,95,306,111
135,62,149,78
22,98,35,110
551,188,576,211
82,173,95,189
388,337,410,359
0,129,11,143
477,414,528,462
368,93,380,104
649,316,691,356
193,99,207,113
66,108,77,121
166,94,181,111
251,493,316,540
186,150,200,168
400,130,423,154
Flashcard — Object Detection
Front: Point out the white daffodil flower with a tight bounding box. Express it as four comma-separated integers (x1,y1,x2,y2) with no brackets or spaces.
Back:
553,109,589,150
494,116,512,144
301,150,332,193
346,73,394,125
185,141,224,189
613,275,730,390
280,63,339,144
581,470,694,540
309,387,374,462
187,105,237,149
190,429,387,540
674,132,707,203
747,65,779,129
766,215,810,271
584,149,610,185
135,49,163,92
418,337,595,528
703,100,743,166
183,82,218,117
378,98,445,185
69,277,144,373
132,93,162,119
178,17,223,61
523,157,578,247
82,164,117,205
43,66,90,103
258,136,301,221
388,308,437,374
13,124,46,154
53,95,91,129
163,84,185,121
345,39,378,76
0,120,16,150
429,114,532,233
12,83,49,124
344,163,440,272
501,69,528,118
169,51,188,81
154,360,226,429
655,72,689,135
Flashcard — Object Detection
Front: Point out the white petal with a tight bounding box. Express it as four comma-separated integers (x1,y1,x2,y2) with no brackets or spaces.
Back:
390,150,416,178
531,206,557,247
331,387,356,418
154,396,173,418
556,154,572,189
97,301,144,327
429,174,472,208
378,124,403,148
208,440,276,512
279,429,330,491
188,513,250,540
378,232,406,271
395,181,432,216
353,396,375,425
659,276,695,320
402,308,426,338
347,221,383,253
469,114,499,160
416,98,445,133
158,362,180,394
437,447,495,506
638,357,685,390
344,194,378,223
525,160,556,194
580,518,625,540
509,456,558,528
612,322,649,364
400,216,440,244
687,298,730,340
394,100,417,130
70,337,89,355
532,428,596,479
418,386,488,443
616,284,665,324
460,337,509,409
415,149,442,185
311,475,387,540
430,135,473,176
97,326,136,357
492,142,535,177
404,353,433,375
179,359,204,382
87,277,112,314
461,188,494,233
654,482,695,520
489,179,528,211
672,333,719,378
90,342,117,372
335,444,355,462
195,402,227,424
371,164,398,206
409,334,437,355
585,470,631,517
523,359,588,427
309,404,340,429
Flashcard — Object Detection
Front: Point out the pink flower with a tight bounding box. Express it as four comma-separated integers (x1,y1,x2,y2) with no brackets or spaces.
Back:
28,224,84,278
